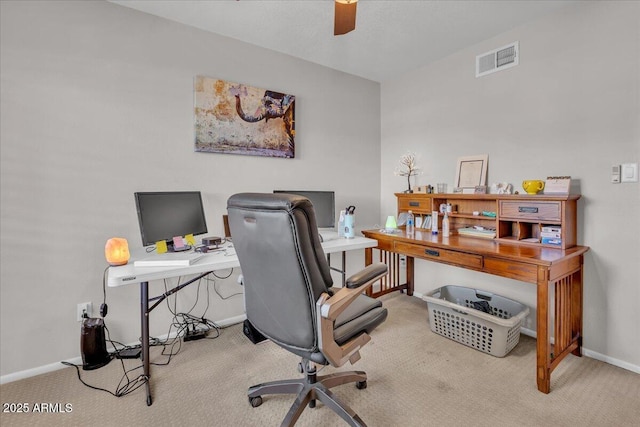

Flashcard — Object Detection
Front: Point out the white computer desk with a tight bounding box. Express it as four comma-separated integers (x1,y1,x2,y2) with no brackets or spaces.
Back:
107,236,377,406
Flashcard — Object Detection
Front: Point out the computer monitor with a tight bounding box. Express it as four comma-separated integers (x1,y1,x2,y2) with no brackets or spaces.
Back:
134,191,208,249
273,190,336,228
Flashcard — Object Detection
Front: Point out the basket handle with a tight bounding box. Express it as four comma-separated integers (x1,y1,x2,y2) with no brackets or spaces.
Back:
475,290,493,301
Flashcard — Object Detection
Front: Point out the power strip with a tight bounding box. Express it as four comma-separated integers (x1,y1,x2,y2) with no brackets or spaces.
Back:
184,330,207,341
115,347,142,359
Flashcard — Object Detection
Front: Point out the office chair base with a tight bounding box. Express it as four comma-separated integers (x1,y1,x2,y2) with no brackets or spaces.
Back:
248,365,369,427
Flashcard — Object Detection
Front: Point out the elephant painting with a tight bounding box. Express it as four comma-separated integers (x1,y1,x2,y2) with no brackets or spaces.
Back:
194,76,295,158
235,90,295,157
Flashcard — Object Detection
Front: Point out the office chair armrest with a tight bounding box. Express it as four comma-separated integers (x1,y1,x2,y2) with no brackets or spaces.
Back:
319,262,387,321
345,263,388,289
316,262,387,367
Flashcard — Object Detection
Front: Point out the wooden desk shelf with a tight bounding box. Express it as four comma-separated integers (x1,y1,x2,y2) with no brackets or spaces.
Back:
395,193,580,249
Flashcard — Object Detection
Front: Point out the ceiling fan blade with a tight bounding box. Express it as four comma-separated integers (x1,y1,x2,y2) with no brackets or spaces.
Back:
334,0,357,36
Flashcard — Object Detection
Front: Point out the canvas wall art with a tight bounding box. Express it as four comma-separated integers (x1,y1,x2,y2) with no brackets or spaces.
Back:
194,76,295,158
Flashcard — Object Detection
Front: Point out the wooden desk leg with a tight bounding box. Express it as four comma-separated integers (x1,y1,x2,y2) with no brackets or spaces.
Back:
141,281,152,406
364,248,373,297
536,267,551,394
406,256,414,296
571,261,584,357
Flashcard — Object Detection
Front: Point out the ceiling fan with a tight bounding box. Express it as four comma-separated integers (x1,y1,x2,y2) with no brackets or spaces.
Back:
334,0,358,36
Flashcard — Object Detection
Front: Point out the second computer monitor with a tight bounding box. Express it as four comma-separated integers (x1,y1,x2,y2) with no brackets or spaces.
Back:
273,190,335,229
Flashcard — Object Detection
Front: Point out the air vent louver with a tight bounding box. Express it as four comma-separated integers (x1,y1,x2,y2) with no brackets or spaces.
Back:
476,42,519,77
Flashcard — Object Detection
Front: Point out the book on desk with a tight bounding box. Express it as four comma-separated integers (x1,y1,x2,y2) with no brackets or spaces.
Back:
133,252,204,267
456,227,496,239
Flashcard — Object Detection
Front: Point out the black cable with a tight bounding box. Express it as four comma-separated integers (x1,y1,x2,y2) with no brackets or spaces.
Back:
101,266,109,317
205,271,242,300
211,268,233,280
61,323,147,398
61,361,148,397
66,266,228,395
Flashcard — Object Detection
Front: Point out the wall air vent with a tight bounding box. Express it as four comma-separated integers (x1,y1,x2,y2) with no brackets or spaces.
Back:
476,42,519,78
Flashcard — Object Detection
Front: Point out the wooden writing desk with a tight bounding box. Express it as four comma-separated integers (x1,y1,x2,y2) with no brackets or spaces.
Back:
362,228,589,394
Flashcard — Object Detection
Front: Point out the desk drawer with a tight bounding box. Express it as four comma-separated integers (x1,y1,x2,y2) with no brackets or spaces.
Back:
395,242,483,269
398,198,431,212
499,201,561,221
483,257,538,283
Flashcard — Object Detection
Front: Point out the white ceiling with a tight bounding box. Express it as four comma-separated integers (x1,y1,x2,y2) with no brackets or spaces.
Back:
109,0,581,82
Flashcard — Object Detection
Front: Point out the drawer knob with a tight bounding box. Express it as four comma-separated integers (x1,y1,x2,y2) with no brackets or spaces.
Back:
409,201,420,207
425,249,440,257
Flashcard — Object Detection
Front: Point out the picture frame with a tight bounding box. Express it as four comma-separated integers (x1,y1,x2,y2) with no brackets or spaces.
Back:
455,155,489,190
474,185,488,194
194,76,295,158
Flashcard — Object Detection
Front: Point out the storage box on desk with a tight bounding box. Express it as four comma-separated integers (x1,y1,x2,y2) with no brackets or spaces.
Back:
423,285,530,357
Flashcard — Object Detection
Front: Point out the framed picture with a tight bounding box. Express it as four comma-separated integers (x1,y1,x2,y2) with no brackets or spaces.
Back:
194,76,295,158
474,185,488,194
455,155,489,190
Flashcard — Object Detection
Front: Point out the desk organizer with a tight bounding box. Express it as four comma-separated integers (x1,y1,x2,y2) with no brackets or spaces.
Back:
424,285,529,357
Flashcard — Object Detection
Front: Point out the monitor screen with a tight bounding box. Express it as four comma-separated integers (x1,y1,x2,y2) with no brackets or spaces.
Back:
134,191,208,247
273,190,335,228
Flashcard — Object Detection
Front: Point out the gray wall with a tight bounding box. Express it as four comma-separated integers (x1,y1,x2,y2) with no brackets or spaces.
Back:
381,1,639,369
0,1,381,377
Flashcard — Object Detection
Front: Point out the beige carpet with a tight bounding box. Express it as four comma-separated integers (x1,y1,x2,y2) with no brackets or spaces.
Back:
2,293,639,427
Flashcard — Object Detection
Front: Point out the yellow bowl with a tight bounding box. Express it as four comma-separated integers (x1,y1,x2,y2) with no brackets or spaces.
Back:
522,180,545,194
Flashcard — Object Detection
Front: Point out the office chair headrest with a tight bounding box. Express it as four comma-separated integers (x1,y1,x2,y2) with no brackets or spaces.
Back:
227,192,312,213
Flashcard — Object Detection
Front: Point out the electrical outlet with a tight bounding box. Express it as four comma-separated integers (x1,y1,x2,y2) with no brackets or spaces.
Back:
77,302,92,322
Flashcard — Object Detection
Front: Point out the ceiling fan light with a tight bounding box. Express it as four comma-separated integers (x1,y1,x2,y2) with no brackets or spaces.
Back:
334,0,358,36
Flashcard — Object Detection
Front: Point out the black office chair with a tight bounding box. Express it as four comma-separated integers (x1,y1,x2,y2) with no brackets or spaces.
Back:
227,193,388,427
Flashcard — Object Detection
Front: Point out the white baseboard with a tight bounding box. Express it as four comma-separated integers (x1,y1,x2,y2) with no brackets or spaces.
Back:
3,300,637,384
0,314,247,385
414,293,639,375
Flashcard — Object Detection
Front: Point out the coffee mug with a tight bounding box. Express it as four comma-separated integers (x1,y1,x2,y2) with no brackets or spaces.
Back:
522,180,545,194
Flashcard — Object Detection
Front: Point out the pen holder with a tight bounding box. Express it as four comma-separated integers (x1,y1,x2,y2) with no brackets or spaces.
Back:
343,214,355,238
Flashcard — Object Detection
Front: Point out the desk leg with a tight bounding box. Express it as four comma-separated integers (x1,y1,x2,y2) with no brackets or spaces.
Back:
141,281,152,406
406,256,414,296
364,248,372,296
571,265,584,357
537,258,585,394
536,268,551,394
326,252,347,287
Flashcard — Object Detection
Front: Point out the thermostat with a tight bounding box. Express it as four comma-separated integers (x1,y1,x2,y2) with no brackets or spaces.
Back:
611,165,620,183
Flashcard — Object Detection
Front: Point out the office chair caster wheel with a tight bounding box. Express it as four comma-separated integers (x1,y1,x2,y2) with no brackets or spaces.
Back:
356,380,367,390
249,396,263,407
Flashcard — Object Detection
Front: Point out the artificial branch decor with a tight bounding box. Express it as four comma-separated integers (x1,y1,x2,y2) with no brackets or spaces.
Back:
395,152,421,193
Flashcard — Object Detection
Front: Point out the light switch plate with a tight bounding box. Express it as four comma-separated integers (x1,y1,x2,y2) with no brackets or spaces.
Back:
621,163,638,183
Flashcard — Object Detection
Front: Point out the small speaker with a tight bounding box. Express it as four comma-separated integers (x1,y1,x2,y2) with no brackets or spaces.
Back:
81,318,112,370
243,319,267,344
